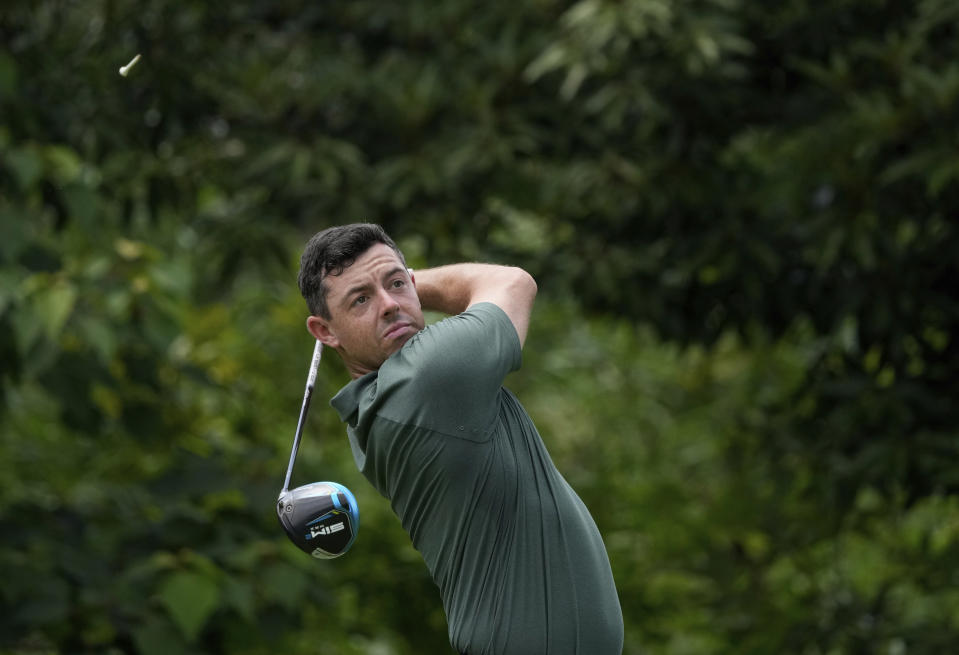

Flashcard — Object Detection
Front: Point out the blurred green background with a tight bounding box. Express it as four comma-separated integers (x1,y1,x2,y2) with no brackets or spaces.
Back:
2,1,958,653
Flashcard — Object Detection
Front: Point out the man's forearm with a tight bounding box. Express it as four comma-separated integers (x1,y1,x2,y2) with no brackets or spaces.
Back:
413,264,499,315
411,262,537,345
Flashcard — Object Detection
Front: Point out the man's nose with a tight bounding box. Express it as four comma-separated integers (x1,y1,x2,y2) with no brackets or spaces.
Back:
378,287,400,315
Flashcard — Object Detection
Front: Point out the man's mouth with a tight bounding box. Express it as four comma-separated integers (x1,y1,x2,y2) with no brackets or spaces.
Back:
383,321,412,341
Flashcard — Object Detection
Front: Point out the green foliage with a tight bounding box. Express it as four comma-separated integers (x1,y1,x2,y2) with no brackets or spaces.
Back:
2,0,958,653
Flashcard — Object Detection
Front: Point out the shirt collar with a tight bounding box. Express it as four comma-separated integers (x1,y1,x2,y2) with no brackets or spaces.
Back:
330,371,377,426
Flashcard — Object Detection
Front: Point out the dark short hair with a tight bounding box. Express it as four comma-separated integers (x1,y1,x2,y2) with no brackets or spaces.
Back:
298,223,406,319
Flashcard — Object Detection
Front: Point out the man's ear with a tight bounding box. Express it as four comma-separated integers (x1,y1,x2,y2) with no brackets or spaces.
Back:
307,315,340,348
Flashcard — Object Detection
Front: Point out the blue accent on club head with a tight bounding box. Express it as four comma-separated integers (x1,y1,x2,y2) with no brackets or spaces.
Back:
325,482,359,524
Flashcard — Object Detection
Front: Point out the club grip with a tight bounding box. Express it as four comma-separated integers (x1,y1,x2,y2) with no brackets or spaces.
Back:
307,341,322,389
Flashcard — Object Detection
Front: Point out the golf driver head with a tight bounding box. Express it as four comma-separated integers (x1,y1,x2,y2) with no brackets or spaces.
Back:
277,481,359,559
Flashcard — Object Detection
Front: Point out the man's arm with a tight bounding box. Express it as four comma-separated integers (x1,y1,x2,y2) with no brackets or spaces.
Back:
411,264,537,347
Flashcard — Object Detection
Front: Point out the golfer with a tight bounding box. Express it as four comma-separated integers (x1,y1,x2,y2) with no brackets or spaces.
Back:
298,223,624,654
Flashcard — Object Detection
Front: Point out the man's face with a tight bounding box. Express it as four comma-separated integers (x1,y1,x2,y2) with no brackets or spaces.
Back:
308,243,425,377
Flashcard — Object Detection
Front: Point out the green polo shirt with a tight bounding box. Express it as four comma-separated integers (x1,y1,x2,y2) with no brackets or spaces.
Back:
331,303,624,654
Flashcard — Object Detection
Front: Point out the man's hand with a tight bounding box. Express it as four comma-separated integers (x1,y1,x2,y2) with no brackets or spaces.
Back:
411,264,537,347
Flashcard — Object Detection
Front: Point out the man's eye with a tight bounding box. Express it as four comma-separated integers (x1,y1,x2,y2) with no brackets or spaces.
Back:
392,279,405,288
354,295,368,306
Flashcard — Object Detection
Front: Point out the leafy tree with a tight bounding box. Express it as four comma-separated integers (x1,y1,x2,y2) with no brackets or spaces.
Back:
2,0,958,653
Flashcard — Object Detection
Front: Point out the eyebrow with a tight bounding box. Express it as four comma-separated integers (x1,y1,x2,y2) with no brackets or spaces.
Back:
339,266,408,307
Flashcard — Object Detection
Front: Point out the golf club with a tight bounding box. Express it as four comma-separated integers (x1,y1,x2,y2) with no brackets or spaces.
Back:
276,340,359,559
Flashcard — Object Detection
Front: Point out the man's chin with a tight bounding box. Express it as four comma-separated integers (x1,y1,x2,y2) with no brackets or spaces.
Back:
388,331,415,352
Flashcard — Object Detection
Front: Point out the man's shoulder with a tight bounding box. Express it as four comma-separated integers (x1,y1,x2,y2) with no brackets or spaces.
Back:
389,303,519,375
352,302,518,437
414,302,517,351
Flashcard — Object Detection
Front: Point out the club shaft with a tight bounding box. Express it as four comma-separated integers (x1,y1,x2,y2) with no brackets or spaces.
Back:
281,341,323,494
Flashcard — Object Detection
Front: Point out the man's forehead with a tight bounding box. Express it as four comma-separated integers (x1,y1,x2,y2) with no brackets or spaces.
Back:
328,243,403,288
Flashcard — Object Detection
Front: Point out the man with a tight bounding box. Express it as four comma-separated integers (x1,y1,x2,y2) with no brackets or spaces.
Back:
298,223,624,654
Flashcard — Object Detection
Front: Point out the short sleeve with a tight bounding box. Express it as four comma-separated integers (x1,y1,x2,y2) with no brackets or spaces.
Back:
374,302,522,441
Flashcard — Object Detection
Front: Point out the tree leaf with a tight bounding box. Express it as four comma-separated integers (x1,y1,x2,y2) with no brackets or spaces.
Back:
33,279,78,342
158,571,221,643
